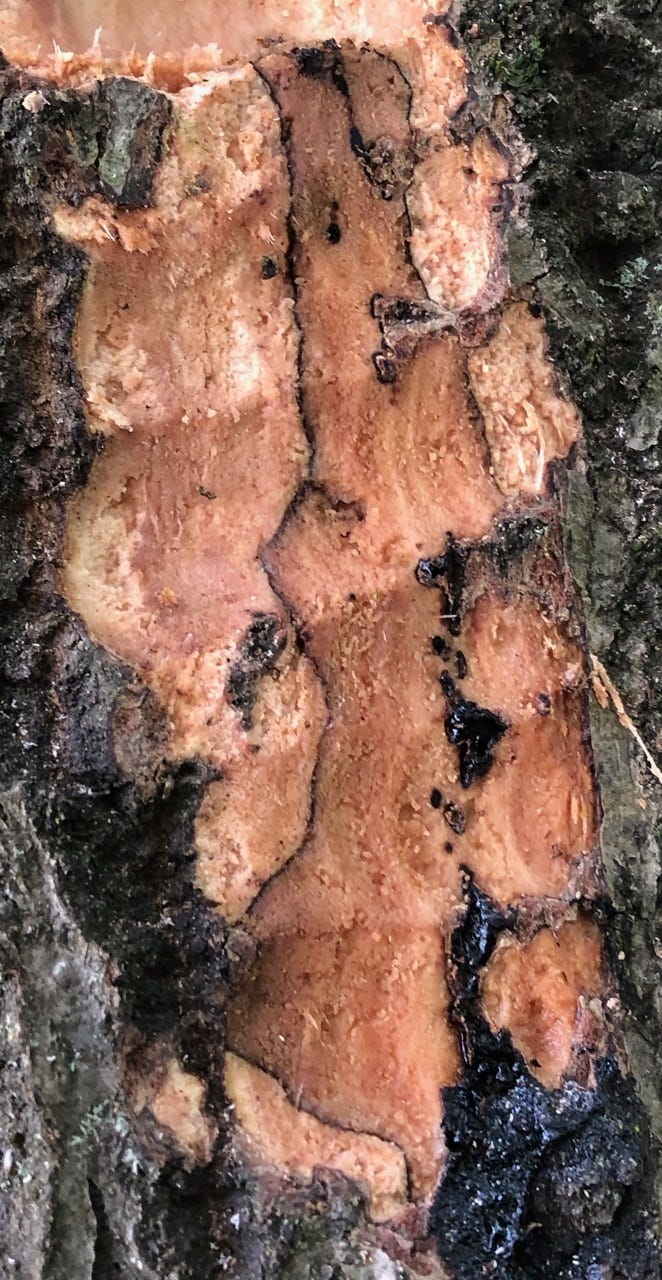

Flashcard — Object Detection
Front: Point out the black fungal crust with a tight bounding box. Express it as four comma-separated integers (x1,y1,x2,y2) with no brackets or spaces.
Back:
293,40,349,97
416,532,470,636
417,513,554,616
486,515,549,579
226,612,288,730
444,693,508,789
431,873,659,1280
417,516,577,677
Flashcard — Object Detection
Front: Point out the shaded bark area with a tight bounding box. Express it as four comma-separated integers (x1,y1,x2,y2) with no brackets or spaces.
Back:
0,5,660,1280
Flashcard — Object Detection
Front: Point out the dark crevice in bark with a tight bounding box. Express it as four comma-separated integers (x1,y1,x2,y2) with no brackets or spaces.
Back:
89,1180,117,1280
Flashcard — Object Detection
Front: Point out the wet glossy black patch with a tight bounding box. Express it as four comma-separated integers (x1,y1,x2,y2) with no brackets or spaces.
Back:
444,800,467,834
431,874,659,1279
432,634,452,658
261,255,279,280
416,535,470,636
455,650,468,680
442,683,508,788
450,873,514,1011
416,555,448,587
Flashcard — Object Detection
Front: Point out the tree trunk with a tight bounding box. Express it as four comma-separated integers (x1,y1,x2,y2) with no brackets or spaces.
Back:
0,3,659,1278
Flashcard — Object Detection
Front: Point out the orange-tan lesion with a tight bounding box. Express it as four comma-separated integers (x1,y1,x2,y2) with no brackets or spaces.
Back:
59,68,327,923
480,918,607,1089
225,1052,409,1223
452,591,599,904
226,584,464,1201
25,3,610,1229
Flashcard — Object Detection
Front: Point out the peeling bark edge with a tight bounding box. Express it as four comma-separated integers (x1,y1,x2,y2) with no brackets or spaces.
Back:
0,65,248,1280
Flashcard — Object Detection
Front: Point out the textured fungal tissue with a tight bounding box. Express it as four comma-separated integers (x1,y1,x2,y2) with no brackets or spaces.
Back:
5,0,623,1261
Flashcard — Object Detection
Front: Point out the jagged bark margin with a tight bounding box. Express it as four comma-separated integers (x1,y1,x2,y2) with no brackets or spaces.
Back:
0,61,412,1280
455,0,661,1209
0,65,244,1280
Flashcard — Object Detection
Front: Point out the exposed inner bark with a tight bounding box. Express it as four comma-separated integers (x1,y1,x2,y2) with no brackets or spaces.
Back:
59,68,327,925
5,0,648,1268
480,918,605,1090
225,1052,408,1223
144,1058,218,1165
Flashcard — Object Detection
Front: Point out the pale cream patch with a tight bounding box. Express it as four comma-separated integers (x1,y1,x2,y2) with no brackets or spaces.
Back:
150,1059,218,1163
409,130,510,309
225,1052,409,1223
468,302,582,497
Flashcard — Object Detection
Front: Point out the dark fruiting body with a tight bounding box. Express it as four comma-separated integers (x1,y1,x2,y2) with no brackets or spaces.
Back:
445,698,508,788
226,614,287,730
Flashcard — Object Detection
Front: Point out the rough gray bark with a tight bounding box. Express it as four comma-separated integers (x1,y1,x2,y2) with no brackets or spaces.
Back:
0,2,660,1277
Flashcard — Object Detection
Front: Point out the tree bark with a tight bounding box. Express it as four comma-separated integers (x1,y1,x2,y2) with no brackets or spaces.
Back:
0,3,659,1279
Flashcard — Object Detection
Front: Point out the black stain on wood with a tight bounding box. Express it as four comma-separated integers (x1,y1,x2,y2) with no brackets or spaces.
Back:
431,872,659,1279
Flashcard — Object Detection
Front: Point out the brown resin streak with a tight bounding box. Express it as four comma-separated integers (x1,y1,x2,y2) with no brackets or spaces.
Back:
26,4,607,1232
